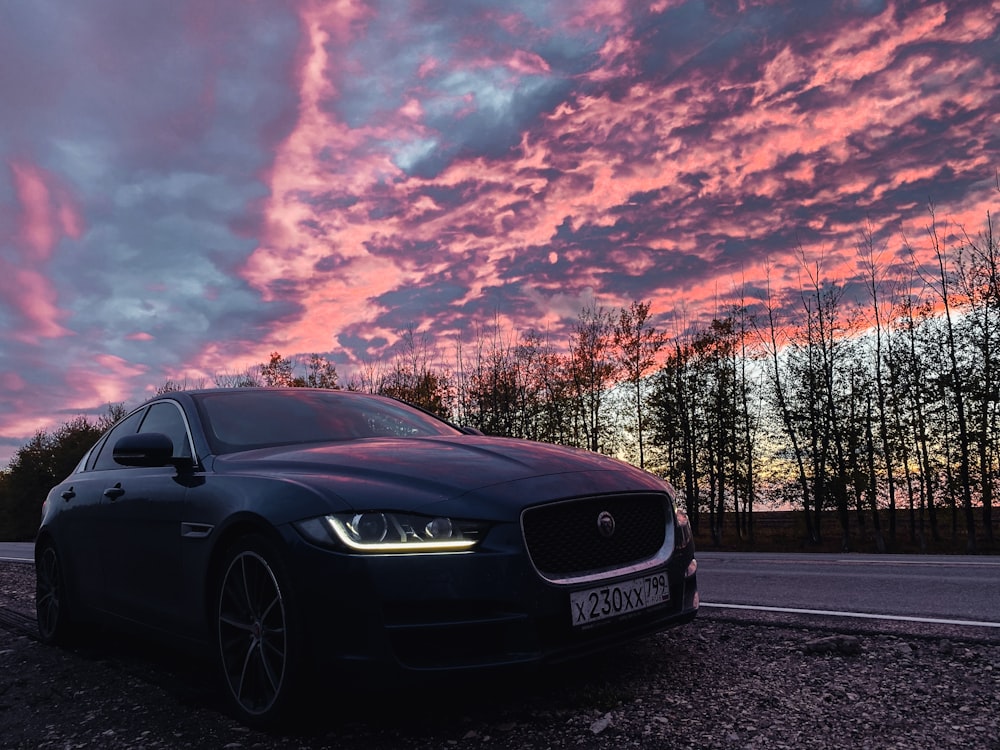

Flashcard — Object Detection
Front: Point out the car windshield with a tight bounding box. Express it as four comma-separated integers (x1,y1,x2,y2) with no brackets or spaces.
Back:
192,390,460,454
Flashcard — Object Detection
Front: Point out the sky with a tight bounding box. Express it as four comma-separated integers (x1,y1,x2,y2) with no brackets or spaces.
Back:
1,0,998,468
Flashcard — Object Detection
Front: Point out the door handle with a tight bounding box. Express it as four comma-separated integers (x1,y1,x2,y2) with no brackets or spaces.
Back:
103,484,125,501
61,487,75,501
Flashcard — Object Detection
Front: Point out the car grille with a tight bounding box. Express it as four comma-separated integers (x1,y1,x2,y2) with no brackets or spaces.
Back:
521,493,667,580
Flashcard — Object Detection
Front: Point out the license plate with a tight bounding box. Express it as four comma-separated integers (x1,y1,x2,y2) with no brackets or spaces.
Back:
570,572,670,627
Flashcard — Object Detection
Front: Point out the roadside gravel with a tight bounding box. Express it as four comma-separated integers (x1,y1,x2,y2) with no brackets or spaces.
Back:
1,561,998,750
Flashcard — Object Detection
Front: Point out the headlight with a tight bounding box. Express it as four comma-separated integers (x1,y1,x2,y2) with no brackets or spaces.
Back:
294,512,488,553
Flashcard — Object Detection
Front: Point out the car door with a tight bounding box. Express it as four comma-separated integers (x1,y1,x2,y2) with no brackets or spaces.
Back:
51,408,148,612
97,401,193,629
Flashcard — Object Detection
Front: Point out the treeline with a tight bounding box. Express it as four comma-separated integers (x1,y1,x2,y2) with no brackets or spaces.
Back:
1,210,997,551
0,408,126,540
215,302,664,461
657,210,999,553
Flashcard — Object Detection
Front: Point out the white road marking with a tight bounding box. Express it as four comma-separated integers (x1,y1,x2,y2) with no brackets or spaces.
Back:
830,559,1000,567
699,556,1000,568
700,602,1000,629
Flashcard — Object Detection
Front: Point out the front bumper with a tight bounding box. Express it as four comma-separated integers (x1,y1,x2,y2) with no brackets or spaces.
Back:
285,522,698,673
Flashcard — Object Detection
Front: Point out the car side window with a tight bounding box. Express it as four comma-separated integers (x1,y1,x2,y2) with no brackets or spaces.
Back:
138,402,193,459
90,409,147,471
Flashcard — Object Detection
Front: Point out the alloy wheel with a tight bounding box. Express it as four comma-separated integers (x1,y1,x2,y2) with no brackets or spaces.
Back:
36,544,65,643
217,549,288,717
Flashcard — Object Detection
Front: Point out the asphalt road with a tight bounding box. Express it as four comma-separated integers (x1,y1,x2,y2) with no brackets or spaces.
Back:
0,542,32,563
3,541,998,629
697,551,1000,627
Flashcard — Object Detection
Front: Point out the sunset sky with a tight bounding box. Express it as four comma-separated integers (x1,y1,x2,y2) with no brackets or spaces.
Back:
1,0,998,468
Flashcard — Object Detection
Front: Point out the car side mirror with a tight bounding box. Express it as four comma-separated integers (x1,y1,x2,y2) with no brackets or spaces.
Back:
113,432,175,467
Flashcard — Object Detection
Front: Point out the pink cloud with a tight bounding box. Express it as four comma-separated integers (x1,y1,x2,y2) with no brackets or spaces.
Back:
0,371,27,393
10,160,85,260
0,267,70,341
93,354,148,377
0,413,55,442
507,49,551,75
49,356,151,415
2,160,84,340
564,0,630,32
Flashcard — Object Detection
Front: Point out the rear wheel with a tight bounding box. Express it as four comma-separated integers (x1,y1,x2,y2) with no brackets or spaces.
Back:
214,534,302,728
36,541,74,645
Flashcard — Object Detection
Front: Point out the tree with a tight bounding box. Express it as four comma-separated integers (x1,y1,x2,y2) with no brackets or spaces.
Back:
649,340,704,534
614,300,667,469
790,247,855,550
379,367,451,418
371,329,452,418
731,297,762,544
299,353,340,389
460,317,521,436
569,306,618,453
753,259,817,544
907,207,977,552
0,406,124,540
956,213,999,546
156,377,207,394
893,293,942,546
695,318,740,546
859,222,898,548
259,352,295,387
245,352,340,389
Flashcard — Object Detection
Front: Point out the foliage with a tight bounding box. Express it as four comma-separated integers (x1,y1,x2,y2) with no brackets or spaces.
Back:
259,352,340,389
0,406,124,541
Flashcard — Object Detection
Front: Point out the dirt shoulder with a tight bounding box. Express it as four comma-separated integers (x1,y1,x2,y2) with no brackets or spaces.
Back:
1,561,998,749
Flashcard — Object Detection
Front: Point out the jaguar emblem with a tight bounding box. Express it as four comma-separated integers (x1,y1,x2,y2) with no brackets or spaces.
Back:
597,510,616,538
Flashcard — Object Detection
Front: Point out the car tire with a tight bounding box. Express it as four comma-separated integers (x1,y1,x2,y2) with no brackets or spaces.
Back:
35,541,75,645
214,533,303,728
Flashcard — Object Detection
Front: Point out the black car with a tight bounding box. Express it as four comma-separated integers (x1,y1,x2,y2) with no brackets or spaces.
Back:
35,388,697,726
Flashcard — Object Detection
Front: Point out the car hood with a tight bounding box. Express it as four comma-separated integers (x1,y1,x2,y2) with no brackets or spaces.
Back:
212,435,666,516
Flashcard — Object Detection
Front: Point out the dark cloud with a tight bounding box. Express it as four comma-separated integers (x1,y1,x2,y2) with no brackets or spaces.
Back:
319,1,603,177
372,280,468,328
363,236,441,263
335,329,391,362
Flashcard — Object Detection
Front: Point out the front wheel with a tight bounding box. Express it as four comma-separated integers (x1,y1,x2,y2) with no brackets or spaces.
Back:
35,541,74,645
214,534,302,728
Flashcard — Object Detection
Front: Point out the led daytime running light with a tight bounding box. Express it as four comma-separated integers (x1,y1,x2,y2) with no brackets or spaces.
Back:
325,515,478,552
